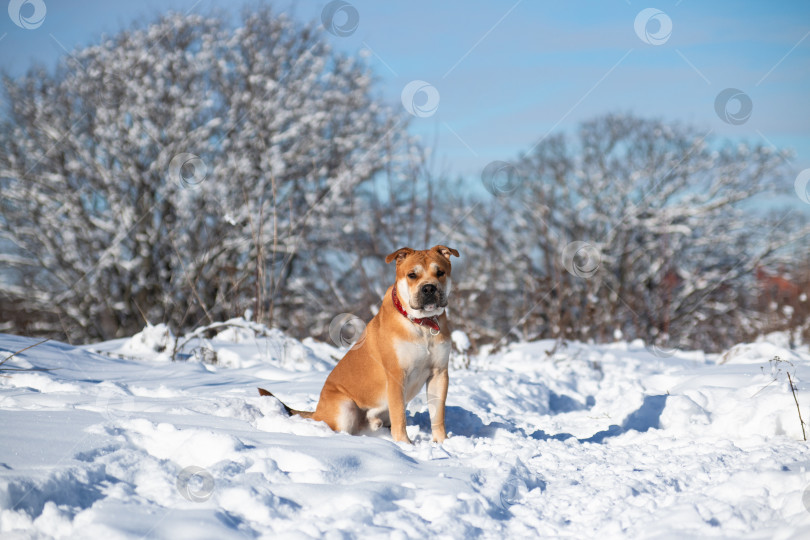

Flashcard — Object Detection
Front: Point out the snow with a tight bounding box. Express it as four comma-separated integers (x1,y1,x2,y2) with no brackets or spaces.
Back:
451,330,470,352
1,328,810,539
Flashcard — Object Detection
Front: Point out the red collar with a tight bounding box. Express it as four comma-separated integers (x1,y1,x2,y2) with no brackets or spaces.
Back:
391,287,441,334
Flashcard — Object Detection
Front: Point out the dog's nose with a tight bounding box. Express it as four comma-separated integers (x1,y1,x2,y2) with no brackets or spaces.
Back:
421,283,437,295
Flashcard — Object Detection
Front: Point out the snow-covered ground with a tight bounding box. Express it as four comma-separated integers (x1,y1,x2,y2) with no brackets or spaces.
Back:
1,322,809,539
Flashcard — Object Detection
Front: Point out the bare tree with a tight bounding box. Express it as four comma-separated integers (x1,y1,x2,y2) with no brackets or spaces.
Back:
0,9,416,342
440,114,808,352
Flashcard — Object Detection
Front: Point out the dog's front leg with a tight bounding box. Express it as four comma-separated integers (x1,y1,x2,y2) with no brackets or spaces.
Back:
387,376,412,444
426,368,448,443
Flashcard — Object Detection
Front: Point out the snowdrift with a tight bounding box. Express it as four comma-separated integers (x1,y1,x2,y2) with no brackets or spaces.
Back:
1,323,809,538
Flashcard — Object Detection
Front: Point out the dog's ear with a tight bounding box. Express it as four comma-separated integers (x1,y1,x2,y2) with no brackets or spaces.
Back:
385,247,415,264
431,245,459,261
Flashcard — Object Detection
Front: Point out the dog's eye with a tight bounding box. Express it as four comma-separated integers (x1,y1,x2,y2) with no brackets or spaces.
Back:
407,272,418,279
436,270,445,277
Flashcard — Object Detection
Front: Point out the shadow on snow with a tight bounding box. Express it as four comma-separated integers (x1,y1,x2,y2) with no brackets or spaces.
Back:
412,395,668,444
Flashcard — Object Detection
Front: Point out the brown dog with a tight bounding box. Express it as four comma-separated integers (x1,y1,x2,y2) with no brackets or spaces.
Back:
260,245,459,444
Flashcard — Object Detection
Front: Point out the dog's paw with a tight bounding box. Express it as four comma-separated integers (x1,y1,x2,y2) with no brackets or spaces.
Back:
391,432,413,445
431,430,447,444
368,417,383,431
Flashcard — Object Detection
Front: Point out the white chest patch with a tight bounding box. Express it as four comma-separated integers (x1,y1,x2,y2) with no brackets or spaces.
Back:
394,338,450,404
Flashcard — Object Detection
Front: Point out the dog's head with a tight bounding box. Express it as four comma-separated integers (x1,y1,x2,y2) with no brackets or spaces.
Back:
385,245,459,318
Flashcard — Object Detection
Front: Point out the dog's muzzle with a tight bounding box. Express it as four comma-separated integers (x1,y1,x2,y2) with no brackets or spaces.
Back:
414,283,446,311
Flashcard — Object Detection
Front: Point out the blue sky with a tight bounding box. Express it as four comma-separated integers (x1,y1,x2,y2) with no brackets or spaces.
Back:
1,0,809,201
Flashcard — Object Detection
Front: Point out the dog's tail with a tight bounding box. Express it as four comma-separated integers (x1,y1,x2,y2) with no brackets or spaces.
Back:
257,388,314,419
